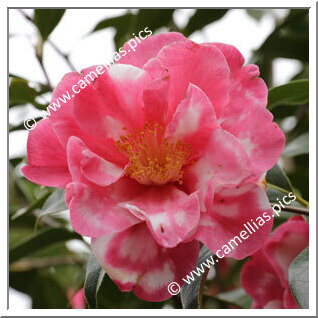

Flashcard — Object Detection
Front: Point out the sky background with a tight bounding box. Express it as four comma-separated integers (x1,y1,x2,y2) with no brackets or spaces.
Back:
9,8,302,308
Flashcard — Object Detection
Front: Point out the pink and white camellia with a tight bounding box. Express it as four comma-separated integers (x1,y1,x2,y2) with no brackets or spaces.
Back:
241,216,309,309
22,32,285,301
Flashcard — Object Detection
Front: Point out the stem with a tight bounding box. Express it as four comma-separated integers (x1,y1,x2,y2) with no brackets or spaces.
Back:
48,40,76,71
198,268,209,309
10,256,87,271
36,54,53,90
208,295,243,309
19,9,53,90
267,183,309,208
272,204,309,216
18,9,32,22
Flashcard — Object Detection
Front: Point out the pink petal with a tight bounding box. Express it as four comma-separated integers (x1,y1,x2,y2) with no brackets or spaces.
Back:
263,300,284,309
183,129,252,211
143,77,170,125
49,70,127,166
165,84,219,156
264,216,309,288
121,185,200,248
283,288,299,309
207,42,268,109
91,223,199,301
220,104,285,177
22,119,71,188
22,166,71,189
68,288,86,309
207,43,284,176
66,180,142,237
119,32,188,68
156,40,230,118
67,136,123,186
66,137,144,237
206,43,245,71
241,248,284,308
195,183,273,259
73,64,150,140
143,57,170,80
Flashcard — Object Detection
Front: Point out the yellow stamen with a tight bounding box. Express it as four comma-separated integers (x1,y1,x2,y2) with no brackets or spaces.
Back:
115,122,192,186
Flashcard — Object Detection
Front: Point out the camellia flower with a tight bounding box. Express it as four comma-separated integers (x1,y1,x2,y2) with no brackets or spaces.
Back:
241,216,309,309
22,32,285,301
68,288,86,309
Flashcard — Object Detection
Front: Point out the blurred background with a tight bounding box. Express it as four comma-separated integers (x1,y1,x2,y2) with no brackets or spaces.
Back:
9,8,309,309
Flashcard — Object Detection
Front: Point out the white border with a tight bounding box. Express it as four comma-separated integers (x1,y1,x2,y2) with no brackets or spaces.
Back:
3,0,316,316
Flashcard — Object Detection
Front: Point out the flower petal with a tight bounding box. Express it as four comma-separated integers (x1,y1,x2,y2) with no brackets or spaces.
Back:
143,77,170,125
119,32,188,68
183,129,252,210
66,137,143,237
241,249,284,308
22,119,71,188
92,223,199,301
121,185,200,248
195,183,273,259
283,288,299,309
49,69,127,166
67,136,123,186
73,64,150,140
207,43,285,176
143,57,170,80
165,84,219,156
220,105,285,177
206,42,268,109
264,216,309,287
157,40,230,118
66,180,143,237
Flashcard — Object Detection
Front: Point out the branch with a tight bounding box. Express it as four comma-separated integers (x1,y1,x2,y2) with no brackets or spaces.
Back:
35,52,53,91
272,204,309,216
18,9,33,22
198,268,209,309
48,40,76,71
10,256,87,271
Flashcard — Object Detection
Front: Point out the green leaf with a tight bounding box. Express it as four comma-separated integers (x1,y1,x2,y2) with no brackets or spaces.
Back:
267,79,309,110
256,9,308,61
84,253,104,309
180,245,212,309
266,164,294,192
91,13,135,49
39,188,68,218
216,288,253,309
9,78,37,107
91,10,175,50
183,9,228,36
33,9,65,41
283,132,309,157
266,187,289,203
246,9,267,21
11,191,52,220
135,9,174,32
288,247,309,309
10,269,69,309
10,228,82,264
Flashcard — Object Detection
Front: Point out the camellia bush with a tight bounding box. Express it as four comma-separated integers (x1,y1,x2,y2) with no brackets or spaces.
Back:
9,8,309,309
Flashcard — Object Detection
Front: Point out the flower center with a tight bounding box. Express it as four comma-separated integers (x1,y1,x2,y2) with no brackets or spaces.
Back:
115,122,192,186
